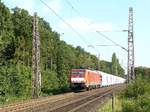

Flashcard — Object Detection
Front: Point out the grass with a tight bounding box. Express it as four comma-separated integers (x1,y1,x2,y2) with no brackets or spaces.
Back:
98,96,122,112
0,95,31,107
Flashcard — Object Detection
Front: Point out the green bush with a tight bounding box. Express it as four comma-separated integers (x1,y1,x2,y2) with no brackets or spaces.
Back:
121,76,150,112
122,99,136,112
122,76,150,99
136,94,150,112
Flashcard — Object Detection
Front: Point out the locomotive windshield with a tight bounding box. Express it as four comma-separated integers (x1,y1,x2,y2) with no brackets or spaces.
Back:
71,69,85,77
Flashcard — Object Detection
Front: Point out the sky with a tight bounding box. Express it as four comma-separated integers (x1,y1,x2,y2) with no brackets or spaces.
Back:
2,0,150,71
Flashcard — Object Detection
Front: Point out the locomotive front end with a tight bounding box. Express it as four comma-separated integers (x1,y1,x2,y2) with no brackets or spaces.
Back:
70,69,86,89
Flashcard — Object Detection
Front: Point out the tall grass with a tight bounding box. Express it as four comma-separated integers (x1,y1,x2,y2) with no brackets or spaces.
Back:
98,96,122,112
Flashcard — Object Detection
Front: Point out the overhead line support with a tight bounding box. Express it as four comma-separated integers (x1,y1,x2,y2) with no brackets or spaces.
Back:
127,7,135,82
32,12,41,98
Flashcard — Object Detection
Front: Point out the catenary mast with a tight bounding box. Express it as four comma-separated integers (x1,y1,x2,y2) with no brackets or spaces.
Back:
128,7,135,82
32,12,41,98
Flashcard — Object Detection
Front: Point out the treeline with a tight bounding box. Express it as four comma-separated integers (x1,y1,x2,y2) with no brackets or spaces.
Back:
120,67,150,112
135,66,150,77
0,1,124,104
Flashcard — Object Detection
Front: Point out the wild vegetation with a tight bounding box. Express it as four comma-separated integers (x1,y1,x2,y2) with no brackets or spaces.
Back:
0,1,124,104
98,97,121,112
120,67,150,112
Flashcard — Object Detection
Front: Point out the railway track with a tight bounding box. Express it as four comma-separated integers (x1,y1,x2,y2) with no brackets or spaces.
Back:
47,89,112,112
0,85,124,112
0,92,75,112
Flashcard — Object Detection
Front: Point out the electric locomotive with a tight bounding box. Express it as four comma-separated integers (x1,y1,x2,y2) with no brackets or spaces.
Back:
70,69,102,90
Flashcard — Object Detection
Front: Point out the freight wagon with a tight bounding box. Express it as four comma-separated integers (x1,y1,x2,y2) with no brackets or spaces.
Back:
98,71,126,87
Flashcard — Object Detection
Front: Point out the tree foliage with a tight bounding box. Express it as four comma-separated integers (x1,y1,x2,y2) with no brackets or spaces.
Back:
111,53,124,77
135,66,150,78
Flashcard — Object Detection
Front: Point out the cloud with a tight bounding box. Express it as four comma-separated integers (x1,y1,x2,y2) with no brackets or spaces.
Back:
3,0,62,16
58,17,113,32
48,0,61,13
90,22,113,32
42,0,62,14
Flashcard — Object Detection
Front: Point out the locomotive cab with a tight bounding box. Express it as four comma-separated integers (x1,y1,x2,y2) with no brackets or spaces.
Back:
70,69,86,89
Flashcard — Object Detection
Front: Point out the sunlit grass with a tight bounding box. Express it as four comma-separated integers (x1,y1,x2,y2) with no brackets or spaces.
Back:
0,96,31,107
98,96,122,112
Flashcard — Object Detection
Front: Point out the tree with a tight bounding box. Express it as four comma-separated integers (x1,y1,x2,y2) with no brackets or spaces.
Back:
0,1,14,65
100,60,112,74
111,53,124,77
11,7,32,66
135,67,150,78
111,53,118,75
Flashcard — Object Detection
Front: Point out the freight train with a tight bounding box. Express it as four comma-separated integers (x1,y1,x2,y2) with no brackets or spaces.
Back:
70,69,126,90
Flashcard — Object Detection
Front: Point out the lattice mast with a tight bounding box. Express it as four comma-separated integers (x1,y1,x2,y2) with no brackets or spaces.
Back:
128,7,135,82
32,12,41,98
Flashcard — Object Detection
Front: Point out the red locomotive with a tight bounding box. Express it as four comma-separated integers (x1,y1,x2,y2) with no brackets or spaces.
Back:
70,69,126,90
70,69,102,90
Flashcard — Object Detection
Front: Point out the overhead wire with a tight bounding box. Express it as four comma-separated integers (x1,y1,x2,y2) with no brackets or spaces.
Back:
65,0,128,72
96,31,128,52
39,0,91,46
39,0,127,64
65,0,90,26
65,0,127,52
65,0,101,53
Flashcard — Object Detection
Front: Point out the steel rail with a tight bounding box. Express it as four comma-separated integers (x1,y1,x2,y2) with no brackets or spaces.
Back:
68,90,113,112
47,88,113,112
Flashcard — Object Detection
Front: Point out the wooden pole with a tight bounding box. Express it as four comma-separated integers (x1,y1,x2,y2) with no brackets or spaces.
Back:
112,92,115,112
